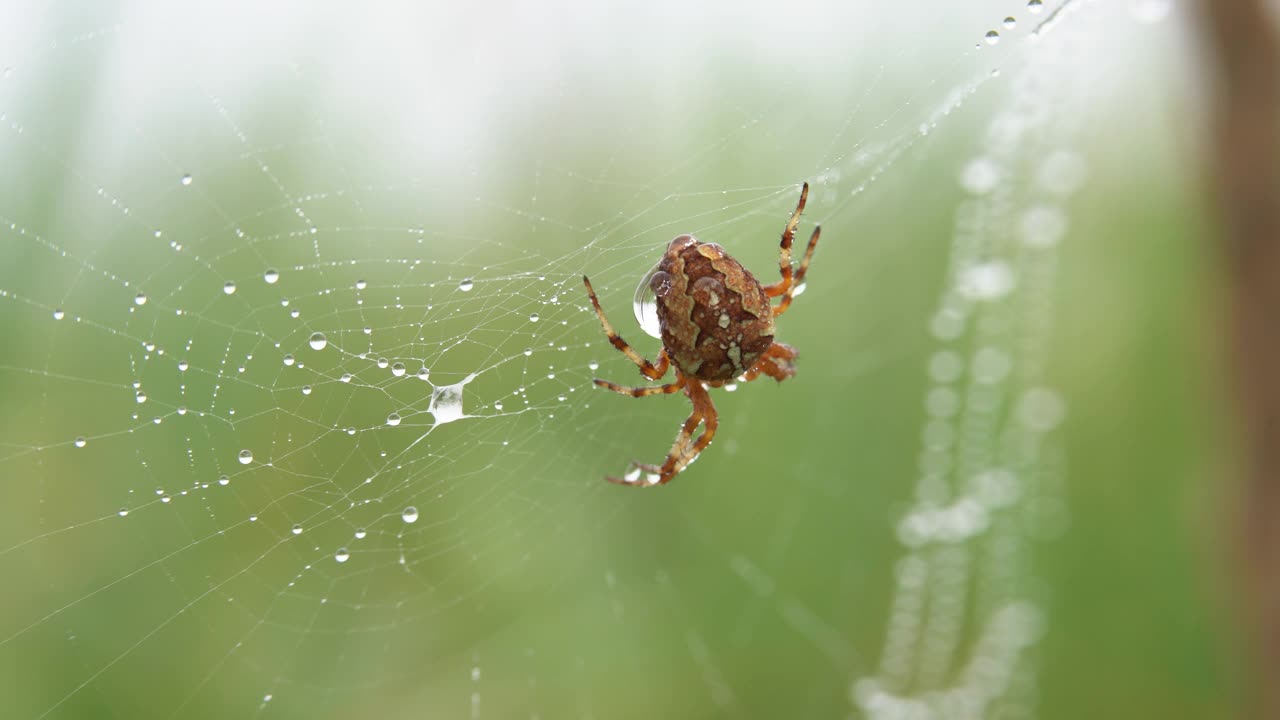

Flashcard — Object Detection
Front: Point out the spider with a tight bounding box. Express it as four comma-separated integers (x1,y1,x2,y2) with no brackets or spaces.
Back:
583,182,821,487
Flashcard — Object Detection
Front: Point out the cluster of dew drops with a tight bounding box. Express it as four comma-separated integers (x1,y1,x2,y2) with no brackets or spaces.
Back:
980,0,1042,48
977,0,1171,48
93,173,586,565
112,254,443,566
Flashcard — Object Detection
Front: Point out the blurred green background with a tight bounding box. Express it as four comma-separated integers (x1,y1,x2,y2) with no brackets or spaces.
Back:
0,1,1246,718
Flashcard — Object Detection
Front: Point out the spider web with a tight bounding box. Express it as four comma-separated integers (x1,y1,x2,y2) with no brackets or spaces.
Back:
0,1,1179,718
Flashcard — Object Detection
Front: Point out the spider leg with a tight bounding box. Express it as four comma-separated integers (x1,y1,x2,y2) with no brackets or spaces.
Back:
763,182,809,299
606,379,718,487
607,409,702,486
772,225,821,317
740,342,798,383
583,275,670,380
593,378,685,397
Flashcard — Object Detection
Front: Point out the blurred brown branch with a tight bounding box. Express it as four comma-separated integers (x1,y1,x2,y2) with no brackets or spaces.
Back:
1199,0,1280,716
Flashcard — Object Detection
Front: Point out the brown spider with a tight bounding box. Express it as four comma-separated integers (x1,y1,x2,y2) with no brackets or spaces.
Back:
583,182,821,487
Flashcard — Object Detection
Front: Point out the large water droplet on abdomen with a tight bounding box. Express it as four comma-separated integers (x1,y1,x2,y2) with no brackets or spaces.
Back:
633,261,666,340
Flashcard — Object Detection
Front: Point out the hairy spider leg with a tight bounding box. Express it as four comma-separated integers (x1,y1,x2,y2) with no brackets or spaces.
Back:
583,275,671,380
771,224,821,318
607,375,719,487
764,182,809,299
593,377,686,397
740,342,799,383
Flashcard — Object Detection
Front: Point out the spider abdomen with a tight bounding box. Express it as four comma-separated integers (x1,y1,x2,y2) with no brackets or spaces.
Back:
652,235,775,383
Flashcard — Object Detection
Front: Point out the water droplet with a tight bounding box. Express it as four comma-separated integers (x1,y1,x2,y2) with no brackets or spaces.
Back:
391,362,406,377
633,262,665,339
309,332,328,350
355,279,367,290
178,360,189,372
972,347,1012,384
959,157,1001,194
927,387,961,418
1003,16,1017,29
1037,150,1088,196
377,357,389,369
1028,0,1043,12
458,278,474,292
118,507,129,517
223,281,237,295
1019,205,1068,247
929,351,965,383
402,506,419,523
340,373,353,383
529,312,540,323
386,412,402,426
283,354,295,366
430,376,475,425
301,385,312,395
135,391,147,404
984,30,1000,45
291,523,304,535
52,309,64,320
958,260,1015,300
218,475,230,486
74,436,87,448
931,307,966,340
134,292,148,306
334,548,350,563
180,174,193,186
588,361,599,371
238,449,254,465
1018,388,1066,431
362,326,372,335
723,383,738,392
160,495,172,504
417,367,430,381
263,269,280,284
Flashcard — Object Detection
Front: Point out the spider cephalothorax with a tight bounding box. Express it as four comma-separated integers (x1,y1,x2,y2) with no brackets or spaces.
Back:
583,182,821,486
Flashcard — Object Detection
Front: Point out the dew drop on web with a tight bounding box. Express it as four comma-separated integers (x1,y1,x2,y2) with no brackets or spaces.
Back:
633,261,664,339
